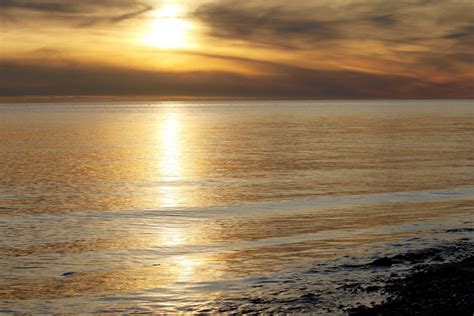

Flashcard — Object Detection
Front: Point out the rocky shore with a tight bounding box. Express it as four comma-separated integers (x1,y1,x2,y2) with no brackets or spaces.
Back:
349,252,474,315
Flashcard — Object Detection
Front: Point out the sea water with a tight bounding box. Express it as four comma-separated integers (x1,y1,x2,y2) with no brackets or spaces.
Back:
0,100,473,313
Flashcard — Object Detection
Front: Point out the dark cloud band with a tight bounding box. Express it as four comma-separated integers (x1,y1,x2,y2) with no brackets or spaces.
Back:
1,58,472,99
1,0,153,26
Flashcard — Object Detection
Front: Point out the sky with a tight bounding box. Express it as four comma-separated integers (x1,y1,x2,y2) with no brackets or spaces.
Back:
1,0,473,100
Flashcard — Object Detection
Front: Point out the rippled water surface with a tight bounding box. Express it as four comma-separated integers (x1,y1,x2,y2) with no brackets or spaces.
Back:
0,100,473,313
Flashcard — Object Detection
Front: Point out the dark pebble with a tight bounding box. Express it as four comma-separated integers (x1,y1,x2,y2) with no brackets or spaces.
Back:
300,293,319,300
370,257,393,267
365,285,379,292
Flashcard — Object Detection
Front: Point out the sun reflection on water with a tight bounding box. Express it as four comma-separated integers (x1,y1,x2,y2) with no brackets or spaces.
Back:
160,113,181,179
159,112,203,282
162,226,207,283
172,254,206,283
158,113,182,207
154,111,208,285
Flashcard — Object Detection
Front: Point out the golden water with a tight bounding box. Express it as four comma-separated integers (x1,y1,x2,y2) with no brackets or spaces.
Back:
1,100,473,313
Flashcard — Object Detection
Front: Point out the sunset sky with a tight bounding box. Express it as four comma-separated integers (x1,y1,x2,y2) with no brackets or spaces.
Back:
1,0,473,100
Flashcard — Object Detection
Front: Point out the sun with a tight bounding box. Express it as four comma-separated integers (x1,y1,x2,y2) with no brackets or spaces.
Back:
144,4,192,49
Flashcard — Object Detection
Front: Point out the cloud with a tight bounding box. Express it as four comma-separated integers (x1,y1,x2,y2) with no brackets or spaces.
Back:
370,14,397,26
0,0,153,26
191,0,474,84
192,0,474,48
443,24,474,40
1,57,472,99
78,4,152,27
1,0,79,13
193,2,341,49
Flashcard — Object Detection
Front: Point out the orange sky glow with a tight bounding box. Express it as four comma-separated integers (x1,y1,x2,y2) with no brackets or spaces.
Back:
1,0,473,100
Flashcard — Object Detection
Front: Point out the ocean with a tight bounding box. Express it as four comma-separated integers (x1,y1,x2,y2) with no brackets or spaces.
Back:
0,100,473,313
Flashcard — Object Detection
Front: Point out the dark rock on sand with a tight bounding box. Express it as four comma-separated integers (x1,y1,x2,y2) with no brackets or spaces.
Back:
369,242,469,268
340,282,362,293
364,285,379,293
62,271,76,277
300,293,320,302
369,257,394,267
446,228,474,233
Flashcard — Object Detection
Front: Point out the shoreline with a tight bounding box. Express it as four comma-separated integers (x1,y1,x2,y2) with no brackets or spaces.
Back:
349,248,474,315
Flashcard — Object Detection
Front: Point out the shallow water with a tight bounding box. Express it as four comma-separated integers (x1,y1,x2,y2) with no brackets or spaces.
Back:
0,100,473,313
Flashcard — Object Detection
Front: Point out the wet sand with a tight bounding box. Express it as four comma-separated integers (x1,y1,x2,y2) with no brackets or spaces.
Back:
349,240,474,315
